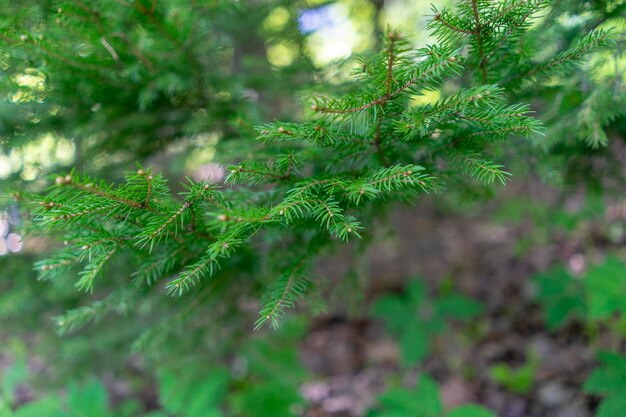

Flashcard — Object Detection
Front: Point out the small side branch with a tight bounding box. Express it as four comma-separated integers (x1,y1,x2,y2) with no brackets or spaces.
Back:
373,117,389,166
434,13,473,35
470,0,487,83
316,59,456,115
144,174,153,207
385,32,398,94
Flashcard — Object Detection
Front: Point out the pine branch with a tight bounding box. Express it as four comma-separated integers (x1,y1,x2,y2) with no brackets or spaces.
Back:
433,12,473,35
27,2,612,332
55,286,137,335
312,45,462,116
255,260,310,330
457,153,511,185
506,29,613,86
131,245,186,285
61,174,158,212
135,182,216,251
165,223,259,295
75,245,119,292
470,0,487,83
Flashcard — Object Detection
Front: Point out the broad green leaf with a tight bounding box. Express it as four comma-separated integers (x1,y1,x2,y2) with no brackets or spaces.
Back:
243,339,308,385
378,389,426,416
532,267,585,330
370,412,414,417
583,352,626,396
545,297,585,330
0,411,12,417
406,280,427,305
414,375,443,416
377,375,442,417
0,360,28,405
400,322,430,366
372,296,410,334
585,257,626,320
373,279,484,366
534,268,573,299
436,294,484,319
596,396,626,417
13,397,63,417
490,362,535,394
66,379,112,417
0,403,14,417
229,382,303,417
583,369,626,395
158,368,229,417
596,351,626,374
446,404,496,417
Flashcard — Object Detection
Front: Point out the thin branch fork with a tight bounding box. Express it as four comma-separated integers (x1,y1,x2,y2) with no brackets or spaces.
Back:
470,0,488,83
317,59,456,115
67,182,160,213
236,166,291,181
260,261,306,327
143,188,211,242
484,5,540,65
373,117,389,166
434,13,473,35
368,168,419,188
385,33,398,95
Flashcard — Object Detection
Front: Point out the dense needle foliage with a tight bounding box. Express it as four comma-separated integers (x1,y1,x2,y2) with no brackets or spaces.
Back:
21,0,616,338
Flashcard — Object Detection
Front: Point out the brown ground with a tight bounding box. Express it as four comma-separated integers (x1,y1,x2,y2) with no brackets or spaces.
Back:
298,186,618,417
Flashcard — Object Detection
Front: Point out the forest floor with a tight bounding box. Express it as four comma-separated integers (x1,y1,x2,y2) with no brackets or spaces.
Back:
298,186,612,417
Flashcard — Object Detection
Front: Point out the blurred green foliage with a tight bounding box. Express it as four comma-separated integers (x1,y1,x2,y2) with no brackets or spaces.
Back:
489,351,539,395
583,352,626,417
1,317,309,417
0,0,625,416
367,374,495,417
373,280,483,366
533,257,626,330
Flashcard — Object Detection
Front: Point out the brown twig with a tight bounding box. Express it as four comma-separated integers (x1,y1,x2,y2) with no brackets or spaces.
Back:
318,59,455,115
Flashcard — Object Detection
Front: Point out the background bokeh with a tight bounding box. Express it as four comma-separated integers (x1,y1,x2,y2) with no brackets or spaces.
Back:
1,1,625,417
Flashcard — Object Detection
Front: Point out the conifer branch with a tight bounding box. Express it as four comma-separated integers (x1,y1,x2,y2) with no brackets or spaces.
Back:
143,172,153,207
47,205,109,224
165,224,259,295
504,29,613,87
470,0,487,83
56,174,159,213
525,30,612,79
373,117,388,166
483,0,542,27
36,253,77,281
55,286,137,335
26,0,614,332
483,5,537,65
136,183,214,250
255,259,310,330
385,32,398,95
466,124,536,138
132,246,186,285
313,51,461,115
458,153,511,185
76,245,119,292
434,13,473,35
